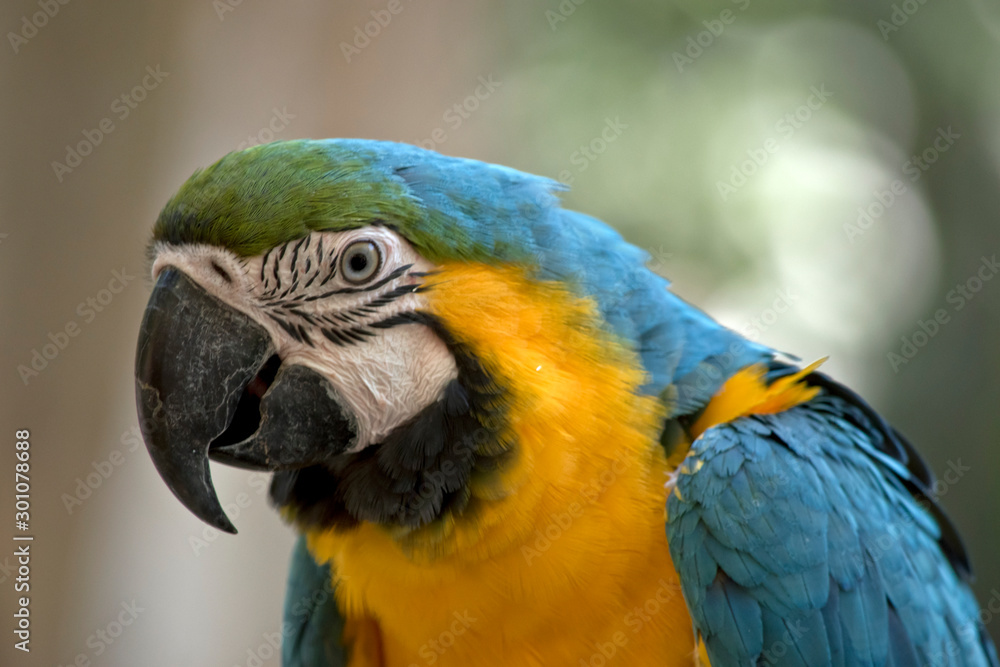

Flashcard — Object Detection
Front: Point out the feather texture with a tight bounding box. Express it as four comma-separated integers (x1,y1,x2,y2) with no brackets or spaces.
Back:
666,381,996,666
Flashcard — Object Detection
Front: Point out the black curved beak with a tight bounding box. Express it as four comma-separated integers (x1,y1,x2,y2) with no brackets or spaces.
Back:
136,268,275,533
135,267,358,534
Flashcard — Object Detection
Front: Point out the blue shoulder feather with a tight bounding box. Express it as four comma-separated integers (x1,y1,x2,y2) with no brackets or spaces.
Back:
666,379,998,666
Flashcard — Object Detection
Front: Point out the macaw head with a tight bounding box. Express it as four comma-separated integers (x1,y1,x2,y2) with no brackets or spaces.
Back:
136,139,768,536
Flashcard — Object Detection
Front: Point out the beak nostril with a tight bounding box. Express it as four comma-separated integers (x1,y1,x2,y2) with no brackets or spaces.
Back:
210,260,233,284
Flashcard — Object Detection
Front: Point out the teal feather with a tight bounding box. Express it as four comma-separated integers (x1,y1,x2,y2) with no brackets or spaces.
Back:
282,536,347,667
666,383,996,666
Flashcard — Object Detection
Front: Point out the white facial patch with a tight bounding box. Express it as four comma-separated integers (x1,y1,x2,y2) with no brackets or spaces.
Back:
150,227,458,450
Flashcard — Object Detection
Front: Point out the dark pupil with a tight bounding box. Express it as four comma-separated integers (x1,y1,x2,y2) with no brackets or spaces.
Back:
349,253,368,273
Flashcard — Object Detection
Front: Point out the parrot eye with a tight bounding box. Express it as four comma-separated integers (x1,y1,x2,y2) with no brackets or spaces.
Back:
341,239,382,284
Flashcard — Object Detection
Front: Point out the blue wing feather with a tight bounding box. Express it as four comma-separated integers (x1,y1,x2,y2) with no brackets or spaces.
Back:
282,536,347,667
666,383,996,666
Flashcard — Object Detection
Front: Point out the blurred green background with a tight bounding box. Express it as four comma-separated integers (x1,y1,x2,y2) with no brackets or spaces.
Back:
1,1,998,664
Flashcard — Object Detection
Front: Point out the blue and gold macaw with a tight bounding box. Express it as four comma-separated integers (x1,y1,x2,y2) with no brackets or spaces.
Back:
135,139,997,666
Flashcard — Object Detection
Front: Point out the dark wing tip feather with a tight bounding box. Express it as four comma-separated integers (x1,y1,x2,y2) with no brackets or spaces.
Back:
667,388,996,667
803,370,972,580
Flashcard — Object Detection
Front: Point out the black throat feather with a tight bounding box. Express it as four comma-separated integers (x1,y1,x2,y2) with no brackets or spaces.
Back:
269,313,514,530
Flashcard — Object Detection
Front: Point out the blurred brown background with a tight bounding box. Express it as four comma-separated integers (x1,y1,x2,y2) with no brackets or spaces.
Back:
1,1,998,665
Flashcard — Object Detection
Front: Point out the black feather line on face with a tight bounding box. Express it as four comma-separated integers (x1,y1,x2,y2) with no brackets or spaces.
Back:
270,314,514,530
320,328,347,346
269,313,302,343
270,251,281,293
319,267,338,287
302,258,318,290
299,264,414,303
289,241,301,274
260,247,272,287
264,266,424,347
288,308,318,326
297,324,313,347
